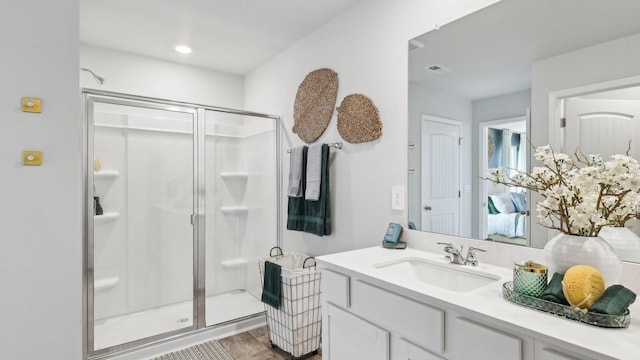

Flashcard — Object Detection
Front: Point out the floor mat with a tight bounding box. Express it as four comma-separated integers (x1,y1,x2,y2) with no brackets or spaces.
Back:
151,340,233,360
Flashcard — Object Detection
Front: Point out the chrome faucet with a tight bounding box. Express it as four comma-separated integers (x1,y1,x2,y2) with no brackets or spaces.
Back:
465,246,487,266
437,243,486,266
437,242,466,264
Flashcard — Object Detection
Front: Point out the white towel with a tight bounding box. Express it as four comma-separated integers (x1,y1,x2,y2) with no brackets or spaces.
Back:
287,146,305,197
305,144,323,201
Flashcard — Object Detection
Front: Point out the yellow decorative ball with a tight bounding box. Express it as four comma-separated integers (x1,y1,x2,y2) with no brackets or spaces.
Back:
561,265,606,309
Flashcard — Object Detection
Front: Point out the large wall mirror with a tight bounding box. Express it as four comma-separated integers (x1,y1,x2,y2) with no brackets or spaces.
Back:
408,0,640,263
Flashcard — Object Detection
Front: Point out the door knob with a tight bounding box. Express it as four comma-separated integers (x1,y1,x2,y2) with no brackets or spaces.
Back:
424,205,432,211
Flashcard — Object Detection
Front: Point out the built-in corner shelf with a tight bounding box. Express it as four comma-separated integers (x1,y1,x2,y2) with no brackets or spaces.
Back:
220,172,248,181
94,277,119,292
220,258,248,269
220,206,248,216
94,170,120,180
94,211,120,224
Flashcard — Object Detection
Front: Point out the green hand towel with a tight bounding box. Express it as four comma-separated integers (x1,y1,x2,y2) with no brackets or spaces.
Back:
287,144,332,236
589,284,637,315
261,261,281,309
540,272,569,305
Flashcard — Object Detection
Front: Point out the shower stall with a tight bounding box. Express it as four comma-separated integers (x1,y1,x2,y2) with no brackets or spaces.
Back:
83,90,280,357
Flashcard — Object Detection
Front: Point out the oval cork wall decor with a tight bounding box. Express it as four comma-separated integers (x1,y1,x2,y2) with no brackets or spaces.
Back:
336,93,383,143
292,68,339,143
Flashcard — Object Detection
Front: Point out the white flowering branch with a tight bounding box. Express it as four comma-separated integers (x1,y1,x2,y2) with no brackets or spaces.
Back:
488,145,640,237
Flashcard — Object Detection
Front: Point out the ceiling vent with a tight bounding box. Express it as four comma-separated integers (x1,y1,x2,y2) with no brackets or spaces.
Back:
408,39,424,52
424,64,452,74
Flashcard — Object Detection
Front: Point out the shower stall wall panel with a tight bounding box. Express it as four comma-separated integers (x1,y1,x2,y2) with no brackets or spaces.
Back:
204,111,277,326
206,135,245,296
242,125,277,301
93,113,128,321
125,126,194,313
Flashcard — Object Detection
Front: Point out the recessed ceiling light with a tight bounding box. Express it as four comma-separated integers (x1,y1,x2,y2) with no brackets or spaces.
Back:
175,45,192,54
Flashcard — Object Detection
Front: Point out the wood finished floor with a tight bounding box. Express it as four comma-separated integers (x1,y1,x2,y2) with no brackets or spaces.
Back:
219,326,321,360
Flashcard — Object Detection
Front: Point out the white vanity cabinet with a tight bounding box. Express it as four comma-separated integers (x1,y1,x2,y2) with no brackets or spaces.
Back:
320,265,608,360
321,267,527,360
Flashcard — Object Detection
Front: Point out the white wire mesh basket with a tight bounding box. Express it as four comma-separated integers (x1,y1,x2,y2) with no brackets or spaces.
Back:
258,247,322,359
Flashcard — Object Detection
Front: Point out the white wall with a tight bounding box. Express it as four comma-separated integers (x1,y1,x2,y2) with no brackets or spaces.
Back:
244,0,499,256
80,45,245,108
472,90,531,123
0,1,82,359
408,84,473,234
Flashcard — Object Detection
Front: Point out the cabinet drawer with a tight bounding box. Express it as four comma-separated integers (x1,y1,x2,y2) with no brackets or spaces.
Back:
322,269,350,308
350,280,444,354
455,317,522,360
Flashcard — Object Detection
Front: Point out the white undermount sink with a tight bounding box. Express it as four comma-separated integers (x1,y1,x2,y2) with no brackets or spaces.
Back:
373,257,500,292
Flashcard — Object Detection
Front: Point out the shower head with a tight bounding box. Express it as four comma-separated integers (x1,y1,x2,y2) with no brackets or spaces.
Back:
81,67,105,85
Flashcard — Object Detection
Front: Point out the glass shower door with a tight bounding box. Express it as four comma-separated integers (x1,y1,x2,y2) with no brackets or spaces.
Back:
204,110,278,326
89,99,197,352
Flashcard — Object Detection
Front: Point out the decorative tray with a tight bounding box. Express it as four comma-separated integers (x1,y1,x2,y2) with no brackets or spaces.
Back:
502,282,630,328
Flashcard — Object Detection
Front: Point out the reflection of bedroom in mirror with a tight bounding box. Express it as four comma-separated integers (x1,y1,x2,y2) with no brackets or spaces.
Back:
482,116,528,246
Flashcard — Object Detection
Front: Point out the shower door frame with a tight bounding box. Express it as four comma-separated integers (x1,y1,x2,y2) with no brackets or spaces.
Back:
82,89,282,359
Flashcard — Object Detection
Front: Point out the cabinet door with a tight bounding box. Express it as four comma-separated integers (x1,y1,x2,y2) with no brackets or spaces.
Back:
454,317,522,360
325,304,389,360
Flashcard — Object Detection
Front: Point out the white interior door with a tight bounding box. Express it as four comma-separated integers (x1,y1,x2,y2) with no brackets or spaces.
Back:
564,99,640,158
421,115,461,236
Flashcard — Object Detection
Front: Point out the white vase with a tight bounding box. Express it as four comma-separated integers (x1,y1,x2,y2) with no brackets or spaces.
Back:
543,233,623,286
598,226,640,263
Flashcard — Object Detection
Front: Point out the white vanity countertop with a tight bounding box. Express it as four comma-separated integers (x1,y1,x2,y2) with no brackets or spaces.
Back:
316,246,640,360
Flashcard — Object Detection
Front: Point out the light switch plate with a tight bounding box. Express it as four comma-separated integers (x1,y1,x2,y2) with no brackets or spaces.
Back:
22,151,42,166
22,97,42,113
391,186,405,210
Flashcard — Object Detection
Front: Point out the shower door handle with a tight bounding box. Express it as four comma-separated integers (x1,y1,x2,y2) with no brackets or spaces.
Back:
190,214,195,225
